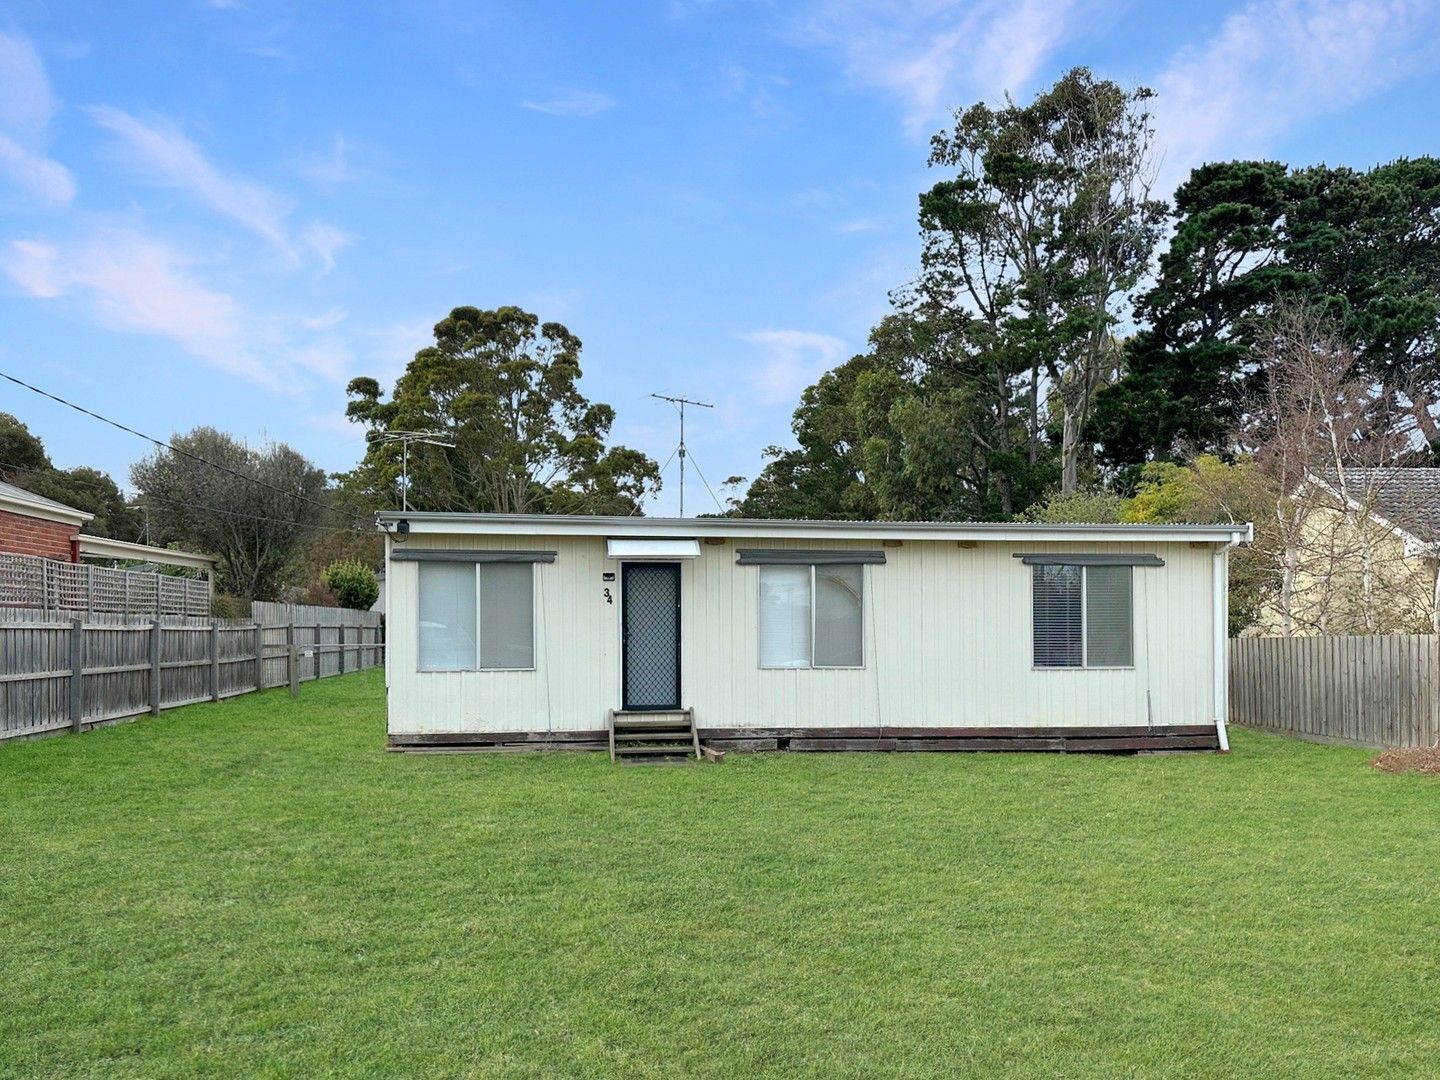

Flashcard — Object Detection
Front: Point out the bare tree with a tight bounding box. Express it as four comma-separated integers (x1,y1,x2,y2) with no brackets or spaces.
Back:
1246,305,1416,635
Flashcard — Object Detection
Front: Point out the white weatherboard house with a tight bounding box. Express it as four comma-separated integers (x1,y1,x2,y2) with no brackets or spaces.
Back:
378,513,1252,758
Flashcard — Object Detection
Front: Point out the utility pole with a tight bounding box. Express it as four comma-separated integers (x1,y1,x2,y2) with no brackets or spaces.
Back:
369,430,455,511
651,394,713,517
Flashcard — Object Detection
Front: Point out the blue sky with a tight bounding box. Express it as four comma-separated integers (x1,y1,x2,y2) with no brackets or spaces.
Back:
2,0,1439,515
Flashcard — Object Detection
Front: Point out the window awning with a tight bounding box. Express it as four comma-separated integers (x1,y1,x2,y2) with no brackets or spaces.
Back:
391,549,556,563
1015,553,1164,567
736,549,886,565
606,538,701,560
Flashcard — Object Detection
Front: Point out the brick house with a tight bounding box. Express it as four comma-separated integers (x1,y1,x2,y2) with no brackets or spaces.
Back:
0,480,93,561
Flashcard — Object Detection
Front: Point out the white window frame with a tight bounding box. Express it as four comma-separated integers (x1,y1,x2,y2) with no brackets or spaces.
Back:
758,563,865,671
1031,563,1134,671
416,561,538,673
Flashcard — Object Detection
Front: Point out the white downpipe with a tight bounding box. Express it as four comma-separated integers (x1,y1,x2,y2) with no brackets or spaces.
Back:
1213,528,1250,752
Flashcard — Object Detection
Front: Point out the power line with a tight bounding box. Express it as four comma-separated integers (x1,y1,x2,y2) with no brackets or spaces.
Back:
0,369,367,524
0,458,368,537
123,490,370,535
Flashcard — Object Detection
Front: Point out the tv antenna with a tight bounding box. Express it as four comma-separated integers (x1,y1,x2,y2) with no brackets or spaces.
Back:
369,429,455,511
651,393,714,517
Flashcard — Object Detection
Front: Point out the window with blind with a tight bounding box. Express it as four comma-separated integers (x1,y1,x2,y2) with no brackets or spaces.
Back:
1032,563,1133,669
759,563,863,668
418,562,535,671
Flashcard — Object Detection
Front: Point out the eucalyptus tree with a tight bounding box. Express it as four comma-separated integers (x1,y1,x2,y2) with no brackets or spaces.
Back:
918,67,1166,499
344,306,658,515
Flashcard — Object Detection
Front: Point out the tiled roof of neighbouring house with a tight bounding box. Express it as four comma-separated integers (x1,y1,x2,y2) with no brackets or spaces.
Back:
1312,468,1440,545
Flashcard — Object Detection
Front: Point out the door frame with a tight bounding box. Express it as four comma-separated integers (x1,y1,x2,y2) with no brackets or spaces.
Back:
620,561,682,711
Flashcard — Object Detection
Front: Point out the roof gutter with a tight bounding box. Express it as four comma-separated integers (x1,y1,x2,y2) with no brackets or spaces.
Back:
0,490,93,528
373,511,1253,545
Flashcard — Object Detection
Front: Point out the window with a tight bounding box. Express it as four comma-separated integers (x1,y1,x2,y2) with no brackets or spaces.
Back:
1032,563,1133,669
759,564,863,668
418,562,534,671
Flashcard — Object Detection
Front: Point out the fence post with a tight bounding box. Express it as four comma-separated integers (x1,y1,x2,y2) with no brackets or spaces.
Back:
209,620,220,702
86,564,95,616
314,624,321,680
286,621,298,698
253,624,264,693
69,616,84,733
338,624,347,675
149,618,162,715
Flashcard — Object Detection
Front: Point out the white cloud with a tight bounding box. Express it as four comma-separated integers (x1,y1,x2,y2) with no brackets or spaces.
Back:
741,329,849,404
789,0,1079,136
0,228,367,389
291,339,353,381
521,90,617,117
2,228,275,386
89,105,296,253
2,239,63,297
88,106,355,273
0,135,76,207
301,221,353,273
300,134,359,187
835,217,881,234
367,318,433,387
0,32,76,207
0,31,58,134
1152,0,1440,195
722,65,792,120
301,306,348,331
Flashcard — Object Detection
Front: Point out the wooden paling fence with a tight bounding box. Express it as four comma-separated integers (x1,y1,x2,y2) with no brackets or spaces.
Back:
0,602,383,742
1230,635,1440,749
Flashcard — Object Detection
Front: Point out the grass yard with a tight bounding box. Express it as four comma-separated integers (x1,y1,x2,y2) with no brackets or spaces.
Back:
3,672,1439,1078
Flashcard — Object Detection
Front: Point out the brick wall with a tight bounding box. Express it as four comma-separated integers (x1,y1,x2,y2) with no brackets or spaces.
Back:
0,509,78,561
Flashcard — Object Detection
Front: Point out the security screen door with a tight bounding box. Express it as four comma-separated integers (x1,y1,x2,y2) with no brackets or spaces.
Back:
622,562,681,710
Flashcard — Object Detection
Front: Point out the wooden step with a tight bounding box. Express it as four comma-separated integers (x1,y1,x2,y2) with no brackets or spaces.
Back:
608,707,698,763
613,716,691,730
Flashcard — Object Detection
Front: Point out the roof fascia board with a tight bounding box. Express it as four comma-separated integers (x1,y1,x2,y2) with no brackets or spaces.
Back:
377,512,1251,545
0,491,93,526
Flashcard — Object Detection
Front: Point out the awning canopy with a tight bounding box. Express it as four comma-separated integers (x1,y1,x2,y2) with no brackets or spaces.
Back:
1014,553,1165,567
76,535,217,572
606,538,700,560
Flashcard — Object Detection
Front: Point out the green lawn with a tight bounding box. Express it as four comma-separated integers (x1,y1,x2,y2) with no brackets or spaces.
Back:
2,672,1438,1078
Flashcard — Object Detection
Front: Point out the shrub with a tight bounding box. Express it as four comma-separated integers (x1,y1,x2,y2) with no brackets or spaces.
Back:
321,560,379,610
211,593,251,620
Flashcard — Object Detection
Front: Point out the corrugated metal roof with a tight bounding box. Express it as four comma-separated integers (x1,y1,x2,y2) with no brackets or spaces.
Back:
374,509,1253,544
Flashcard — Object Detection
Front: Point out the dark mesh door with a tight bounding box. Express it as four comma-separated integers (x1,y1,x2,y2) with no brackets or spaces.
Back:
622,563,680,710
